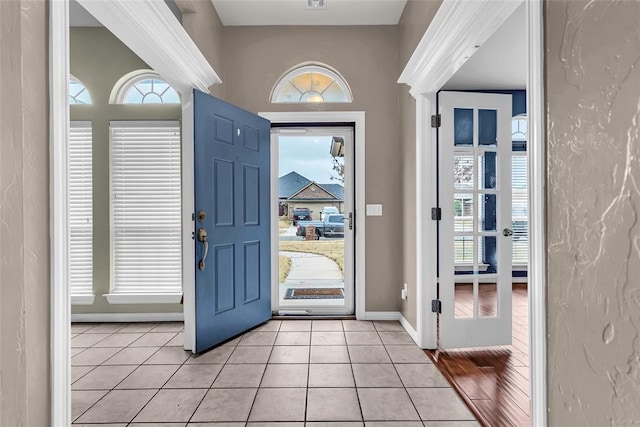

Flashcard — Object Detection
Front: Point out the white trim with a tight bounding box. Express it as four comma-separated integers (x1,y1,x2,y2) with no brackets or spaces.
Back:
270,132,279,315
104,293,183,304
71,294,96,305
528,0,547,425
363,311,399,321
415,93,438,350
50,1,71,425
399,313,419,344
260,111,366,320
398,0,523,97
363,312,419,345
75,0,220,94
181,90,195,352
71,312,184,323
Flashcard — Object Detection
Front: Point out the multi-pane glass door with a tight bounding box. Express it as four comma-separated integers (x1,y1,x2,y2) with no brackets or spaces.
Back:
439,92,513,349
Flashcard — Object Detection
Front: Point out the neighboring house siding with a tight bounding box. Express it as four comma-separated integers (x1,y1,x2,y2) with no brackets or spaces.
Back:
290,183,336,200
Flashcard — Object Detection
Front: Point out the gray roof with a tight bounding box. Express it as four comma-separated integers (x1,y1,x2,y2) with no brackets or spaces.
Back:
279,172,344,201
318,183,344,200
279,171,311,199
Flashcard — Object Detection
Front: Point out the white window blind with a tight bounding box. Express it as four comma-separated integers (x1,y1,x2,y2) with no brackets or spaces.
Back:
110,121,182,297
512,154,528,264
69,122,94,300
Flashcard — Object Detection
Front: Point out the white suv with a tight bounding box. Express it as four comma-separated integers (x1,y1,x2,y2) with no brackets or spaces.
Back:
320,206,340,221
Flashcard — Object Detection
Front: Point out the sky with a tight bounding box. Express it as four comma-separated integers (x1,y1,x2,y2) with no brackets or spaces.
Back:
278,136,342,184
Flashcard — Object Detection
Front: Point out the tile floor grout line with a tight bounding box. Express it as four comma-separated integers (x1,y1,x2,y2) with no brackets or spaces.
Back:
241,319,282,424
72,327,185,424
345,320,366,424
116,335,201,425
69,326,168,424
71,328,170,423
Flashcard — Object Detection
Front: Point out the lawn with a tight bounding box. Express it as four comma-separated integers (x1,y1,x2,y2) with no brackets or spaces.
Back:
279,239,344,272
279,218,292,234
279,254,292,283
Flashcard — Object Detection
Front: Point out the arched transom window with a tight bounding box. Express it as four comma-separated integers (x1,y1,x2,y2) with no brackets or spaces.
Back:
512,114,528,141
69,75,92,105
271,63,352,104
111,70,180,104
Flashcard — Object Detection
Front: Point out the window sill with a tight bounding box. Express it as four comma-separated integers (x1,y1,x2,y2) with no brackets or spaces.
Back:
104,293,182,305
71,293,96,305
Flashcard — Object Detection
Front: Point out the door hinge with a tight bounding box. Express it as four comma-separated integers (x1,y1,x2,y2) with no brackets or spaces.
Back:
431,207,442,221
192,212,195,221
431,114,441,128
431,299,442,314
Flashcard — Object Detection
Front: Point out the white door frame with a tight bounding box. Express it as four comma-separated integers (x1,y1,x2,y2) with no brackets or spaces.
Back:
50,1,219,424
260,112,366,320
398,0,546,425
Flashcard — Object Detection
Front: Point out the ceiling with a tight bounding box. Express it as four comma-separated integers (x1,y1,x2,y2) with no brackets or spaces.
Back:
211,0,408,26
443,3,526,90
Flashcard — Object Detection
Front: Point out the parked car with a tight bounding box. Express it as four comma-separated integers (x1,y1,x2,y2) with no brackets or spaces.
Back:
291,208,312,224
320,206,340,221
296,214,345,239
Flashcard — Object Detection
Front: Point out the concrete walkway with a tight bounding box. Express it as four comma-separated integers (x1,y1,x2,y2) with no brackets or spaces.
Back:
279,251,344,307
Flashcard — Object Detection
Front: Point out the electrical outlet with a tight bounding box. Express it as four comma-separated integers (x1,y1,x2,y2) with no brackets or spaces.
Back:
401,283,408,300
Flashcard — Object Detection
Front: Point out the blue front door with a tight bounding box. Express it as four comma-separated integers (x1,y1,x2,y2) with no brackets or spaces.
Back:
193,89,271,353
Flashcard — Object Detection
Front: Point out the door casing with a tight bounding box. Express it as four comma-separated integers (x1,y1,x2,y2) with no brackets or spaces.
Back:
260,112,366,320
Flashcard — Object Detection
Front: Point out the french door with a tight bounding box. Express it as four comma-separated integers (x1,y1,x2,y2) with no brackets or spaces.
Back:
438,91,513,349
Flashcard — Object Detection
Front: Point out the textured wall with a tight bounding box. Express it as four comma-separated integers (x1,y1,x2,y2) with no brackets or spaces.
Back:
397,0,443,328
546,0,640,424
222,25,402,312
0,0,50,424
70,28,183,314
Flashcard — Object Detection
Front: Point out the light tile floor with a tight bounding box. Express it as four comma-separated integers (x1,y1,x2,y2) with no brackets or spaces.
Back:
71,319,479,426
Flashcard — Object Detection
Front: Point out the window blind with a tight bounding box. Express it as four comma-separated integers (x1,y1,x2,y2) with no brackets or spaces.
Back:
110,121,182,295
512,155,528,264
69,122,94,297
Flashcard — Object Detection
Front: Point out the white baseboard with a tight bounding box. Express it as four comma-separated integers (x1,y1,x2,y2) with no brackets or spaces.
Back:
364,311,420,346
363,311,400,321
71,312,184,323
399,313,419,345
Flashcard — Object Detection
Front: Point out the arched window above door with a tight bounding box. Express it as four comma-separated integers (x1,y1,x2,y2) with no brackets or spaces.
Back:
110,70,180,104
512,114,528,141
69,75,92,105
271,63,353,104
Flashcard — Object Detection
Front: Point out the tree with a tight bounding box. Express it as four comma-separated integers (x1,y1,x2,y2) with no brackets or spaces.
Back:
330,157,344,184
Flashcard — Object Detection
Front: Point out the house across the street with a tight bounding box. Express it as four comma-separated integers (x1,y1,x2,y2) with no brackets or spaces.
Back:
279,171,344,220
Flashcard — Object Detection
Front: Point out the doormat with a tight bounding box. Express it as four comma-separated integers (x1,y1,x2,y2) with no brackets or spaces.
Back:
284,288,345,299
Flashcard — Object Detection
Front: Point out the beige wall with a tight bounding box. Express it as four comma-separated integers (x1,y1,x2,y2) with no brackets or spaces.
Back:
222,26,403,312
546,0,640,423
397,1,443,328
176,0,225,98
70,28,183,314
0,0,50,424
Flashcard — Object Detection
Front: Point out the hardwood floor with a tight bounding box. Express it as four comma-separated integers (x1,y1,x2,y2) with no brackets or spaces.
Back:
427,284,530,427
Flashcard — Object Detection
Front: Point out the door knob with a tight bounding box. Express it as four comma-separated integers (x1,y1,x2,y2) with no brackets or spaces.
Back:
197,228,208,270
502,228,513,237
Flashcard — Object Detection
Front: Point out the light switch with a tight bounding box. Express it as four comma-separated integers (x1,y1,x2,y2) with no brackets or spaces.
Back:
366,204,383,216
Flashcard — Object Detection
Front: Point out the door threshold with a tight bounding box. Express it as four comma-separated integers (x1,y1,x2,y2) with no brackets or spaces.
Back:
272,314,356,320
